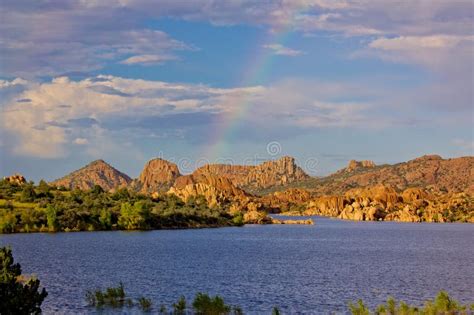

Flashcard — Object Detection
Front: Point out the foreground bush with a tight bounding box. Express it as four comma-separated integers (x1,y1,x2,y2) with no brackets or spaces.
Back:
85,282,154,311
349,291,474,315
0,247,48,314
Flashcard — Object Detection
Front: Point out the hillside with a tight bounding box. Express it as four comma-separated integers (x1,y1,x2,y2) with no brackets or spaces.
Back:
263,155,474,196
50,160,132,191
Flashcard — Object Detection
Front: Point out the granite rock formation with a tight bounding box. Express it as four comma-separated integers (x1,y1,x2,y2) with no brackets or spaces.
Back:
3,174,27,185
135,158,181,193
192,156,309,192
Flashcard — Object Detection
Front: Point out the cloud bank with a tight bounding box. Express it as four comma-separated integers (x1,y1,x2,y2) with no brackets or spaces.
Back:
1,75,379,158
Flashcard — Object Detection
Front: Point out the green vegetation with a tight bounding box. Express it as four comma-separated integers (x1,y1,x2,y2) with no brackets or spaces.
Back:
173,295,187,314
0,179,242,233
85,283,142,310
84,285,474,315
138,296,153,312
86,287,243,314
192,292,232,314
0,247,48,314
349,291,474,315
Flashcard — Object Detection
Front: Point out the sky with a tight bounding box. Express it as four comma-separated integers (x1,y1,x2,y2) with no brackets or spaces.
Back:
0,0,473,181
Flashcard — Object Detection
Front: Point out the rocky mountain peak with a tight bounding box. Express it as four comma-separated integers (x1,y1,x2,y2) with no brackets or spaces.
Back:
137,158,181,193
50,160,131,191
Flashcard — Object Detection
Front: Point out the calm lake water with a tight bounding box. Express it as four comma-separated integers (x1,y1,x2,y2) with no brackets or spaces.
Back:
1,217,473,314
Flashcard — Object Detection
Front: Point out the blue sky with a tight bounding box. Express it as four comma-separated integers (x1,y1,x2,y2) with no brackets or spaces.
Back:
0,0,473,181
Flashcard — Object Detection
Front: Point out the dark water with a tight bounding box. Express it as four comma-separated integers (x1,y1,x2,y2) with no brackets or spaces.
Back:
1,217,473,314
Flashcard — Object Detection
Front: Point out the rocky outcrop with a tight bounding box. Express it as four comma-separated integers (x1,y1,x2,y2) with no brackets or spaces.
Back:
303,185,473,223
168,174,249,208
297,155,474,196
243,209,272,224
344,185,400,208
3,174,27,185
260,188,312,212
51,160,131,191
342,160,376,173
307,196,346,217
272,218,314,225
192,156,309,192
136,158,181,193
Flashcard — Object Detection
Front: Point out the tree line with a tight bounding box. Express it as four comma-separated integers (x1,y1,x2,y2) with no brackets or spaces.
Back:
0,179,242,233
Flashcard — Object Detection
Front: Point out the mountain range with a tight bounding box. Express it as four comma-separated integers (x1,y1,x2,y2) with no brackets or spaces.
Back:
45,154,473,223
50,154,473,195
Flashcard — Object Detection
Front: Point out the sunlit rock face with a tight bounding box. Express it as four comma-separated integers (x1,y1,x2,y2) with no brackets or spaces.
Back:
136,158,181,194
192,156,309,191
50,160,131,191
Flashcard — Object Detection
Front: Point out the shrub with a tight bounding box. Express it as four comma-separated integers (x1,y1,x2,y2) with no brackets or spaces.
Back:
349,291,472,315
85,282,126,308
173,295,187,314
138,296,152,311
232,212,244,226
348,300,370,315
192,292,231,315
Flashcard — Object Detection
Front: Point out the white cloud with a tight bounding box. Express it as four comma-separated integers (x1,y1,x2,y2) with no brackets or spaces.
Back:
369,35,472,51
263,44,304,56
0,78,29,88
366,35,474,67
73,138,89,145
120,54,178,65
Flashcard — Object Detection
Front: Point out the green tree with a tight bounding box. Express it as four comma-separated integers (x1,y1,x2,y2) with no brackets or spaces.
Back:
118,201,150,230
45,205,59,232
232,212,244,226
37,180,52,197
20,184,36,202
99,209,112,230
91,185,104,195
0,247,48,314
0,211,17,233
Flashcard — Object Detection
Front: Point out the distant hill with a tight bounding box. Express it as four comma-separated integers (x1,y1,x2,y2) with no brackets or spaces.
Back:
267,155,474,196
50,160,131,191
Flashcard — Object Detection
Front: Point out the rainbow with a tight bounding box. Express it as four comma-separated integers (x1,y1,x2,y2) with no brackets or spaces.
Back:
203,24,299,163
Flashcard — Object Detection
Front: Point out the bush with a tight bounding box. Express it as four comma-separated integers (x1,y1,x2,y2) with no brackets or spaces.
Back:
349,291,473,315
173,295,187,314
232,212,244,226
85,282,127,308
19,184,36,202
138,296,152,311
0,247,48,314
192,292,231,315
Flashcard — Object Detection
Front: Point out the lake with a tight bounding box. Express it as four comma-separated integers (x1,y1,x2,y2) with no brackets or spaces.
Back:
1,217,473,314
